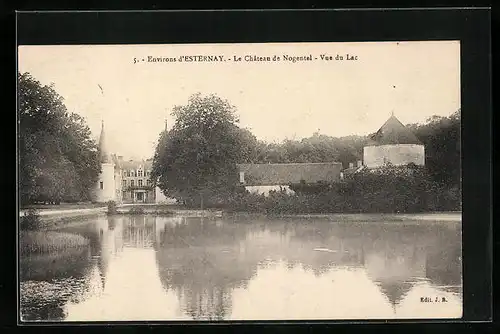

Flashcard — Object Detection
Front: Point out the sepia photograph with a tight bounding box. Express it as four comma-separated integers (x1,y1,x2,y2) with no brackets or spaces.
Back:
17,41,462,322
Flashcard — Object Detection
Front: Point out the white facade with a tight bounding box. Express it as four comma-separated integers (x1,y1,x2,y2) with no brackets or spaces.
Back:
363,144,425,169
154,186,176,204
245,185,295,197
93,162,117,202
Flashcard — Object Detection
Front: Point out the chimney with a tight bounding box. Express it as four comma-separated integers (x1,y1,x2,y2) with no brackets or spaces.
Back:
118,156,123,161
357,160,362,167
349,162,354,168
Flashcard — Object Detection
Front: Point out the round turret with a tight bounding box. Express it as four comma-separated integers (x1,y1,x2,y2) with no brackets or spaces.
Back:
363,114,425,168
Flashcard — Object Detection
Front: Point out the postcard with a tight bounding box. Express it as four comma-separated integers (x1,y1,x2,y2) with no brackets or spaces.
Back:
18,41,462,322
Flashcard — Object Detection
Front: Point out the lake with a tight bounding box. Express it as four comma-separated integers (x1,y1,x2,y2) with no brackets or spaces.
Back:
19,214,462,321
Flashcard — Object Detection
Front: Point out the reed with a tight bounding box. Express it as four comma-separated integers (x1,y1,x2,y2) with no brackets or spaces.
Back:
20,231,89,255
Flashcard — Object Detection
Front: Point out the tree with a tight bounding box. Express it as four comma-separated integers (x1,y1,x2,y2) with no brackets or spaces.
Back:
152,93,255,206
18,72,101,205
406,109,461,188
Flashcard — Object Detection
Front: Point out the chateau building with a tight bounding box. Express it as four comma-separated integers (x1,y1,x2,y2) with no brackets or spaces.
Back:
92,121,169,204
93,113,425,201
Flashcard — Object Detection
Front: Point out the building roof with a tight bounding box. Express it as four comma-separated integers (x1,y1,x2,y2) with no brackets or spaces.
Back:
98,121,113,163
238,162,343,186
366,114,422,146
119,158,153,171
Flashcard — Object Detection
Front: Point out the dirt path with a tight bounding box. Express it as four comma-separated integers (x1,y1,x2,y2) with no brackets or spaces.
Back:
19,207,107,217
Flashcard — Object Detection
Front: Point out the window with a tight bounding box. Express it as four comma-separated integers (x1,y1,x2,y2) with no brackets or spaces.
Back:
147,179,152,186
130,180,135,187
122,180,127,187
100,181,103,189
138,179,143,187
123,171,127,177
146,171,150,176
138,170,143,177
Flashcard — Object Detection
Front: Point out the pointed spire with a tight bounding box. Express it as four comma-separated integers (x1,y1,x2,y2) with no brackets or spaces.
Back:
98,120,112,163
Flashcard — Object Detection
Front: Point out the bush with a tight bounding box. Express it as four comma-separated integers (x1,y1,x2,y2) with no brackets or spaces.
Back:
224,165,462,214
106,200,118,214
154,209,175,216
128,207,145,215
20,209,43,231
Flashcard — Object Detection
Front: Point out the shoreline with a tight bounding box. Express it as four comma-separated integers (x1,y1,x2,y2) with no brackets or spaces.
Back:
222,211,462,222
20,204,462,230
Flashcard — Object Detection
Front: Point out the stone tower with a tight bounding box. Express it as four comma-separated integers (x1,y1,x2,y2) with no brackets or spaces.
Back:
363,114,425,168
93,121,116,202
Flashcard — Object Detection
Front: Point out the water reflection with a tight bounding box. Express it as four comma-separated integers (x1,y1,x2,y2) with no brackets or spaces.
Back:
19,215,462,321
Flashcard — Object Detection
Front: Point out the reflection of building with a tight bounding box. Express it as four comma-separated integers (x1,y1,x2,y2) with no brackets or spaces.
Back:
149,217,461,320
362,228,427,311
92,121,170,203
123,216,157,248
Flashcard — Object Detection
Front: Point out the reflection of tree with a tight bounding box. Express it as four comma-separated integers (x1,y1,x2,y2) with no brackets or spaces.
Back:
286,221,366,275
21,298,66,321
425,226,462,292
19,248,94,321
155,217,257,320
20,217,124,321
152,216,462,319
362,226,426,310
20,247,92,281
358,223,462,309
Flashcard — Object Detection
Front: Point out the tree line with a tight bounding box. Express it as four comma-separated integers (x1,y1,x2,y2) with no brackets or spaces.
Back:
18,73,460,212
18,73,101,206
152,93,461,211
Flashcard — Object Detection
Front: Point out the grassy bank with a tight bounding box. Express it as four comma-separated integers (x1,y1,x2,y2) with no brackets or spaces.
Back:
22,202,106,211
19,209,91,256
20,231,89,255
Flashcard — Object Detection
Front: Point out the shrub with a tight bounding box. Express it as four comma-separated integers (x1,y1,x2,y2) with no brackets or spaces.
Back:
106,200,118,214
20,209,43,231
223,165,462,214
128,207,145,215
154,209,175,216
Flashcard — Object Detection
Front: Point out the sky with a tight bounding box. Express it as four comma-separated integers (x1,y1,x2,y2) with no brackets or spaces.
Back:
18,41,460,160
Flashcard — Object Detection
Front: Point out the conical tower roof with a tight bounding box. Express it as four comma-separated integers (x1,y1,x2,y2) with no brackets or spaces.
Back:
98,121,112,163
367,114,422,146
